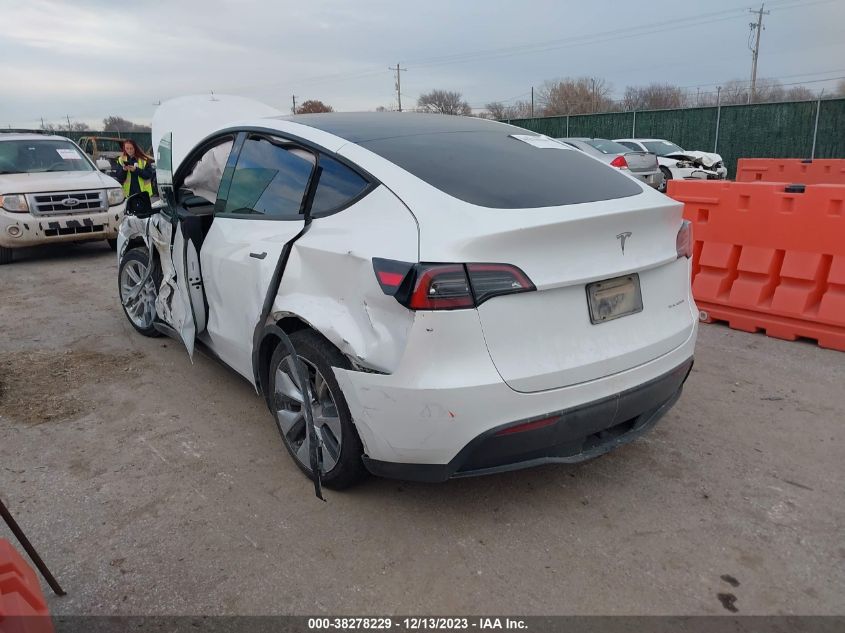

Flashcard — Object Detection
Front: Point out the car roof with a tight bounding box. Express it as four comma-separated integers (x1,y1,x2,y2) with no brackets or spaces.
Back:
272,111,514,143
0,133,72,142
614,138,669,143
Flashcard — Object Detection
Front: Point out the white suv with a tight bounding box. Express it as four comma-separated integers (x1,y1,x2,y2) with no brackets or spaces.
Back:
0,133,126,264
118,95,697,489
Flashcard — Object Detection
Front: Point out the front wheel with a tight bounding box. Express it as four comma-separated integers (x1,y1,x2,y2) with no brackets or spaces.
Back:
118,248,162,337
269,330,366,489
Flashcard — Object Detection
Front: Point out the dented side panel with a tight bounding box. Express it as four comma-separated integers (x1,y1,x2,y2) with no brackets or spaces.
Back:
272,185,419,373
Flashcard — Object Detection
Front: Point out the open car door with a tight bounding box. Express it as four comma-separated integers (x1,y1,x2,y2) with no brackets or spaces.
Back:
149,132,199,356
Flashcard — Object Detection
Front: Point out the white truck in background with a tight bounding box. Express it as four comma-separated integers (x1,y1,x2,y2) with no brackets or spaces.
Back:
0,132,126,264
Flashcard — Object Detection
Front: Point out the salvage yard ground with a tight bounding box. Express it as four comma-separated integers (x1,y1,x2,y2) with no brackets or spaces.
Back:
1,242,843,615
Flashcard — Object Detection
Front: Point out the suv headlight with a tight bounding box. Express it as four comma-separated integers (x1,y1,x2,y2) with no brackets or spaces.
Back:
106,188,125,206
0,194,29,213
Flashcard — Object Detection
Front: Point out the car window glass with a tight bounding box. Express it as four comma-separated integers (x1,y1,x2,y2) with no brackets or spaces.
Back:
311,155,370,215
585,139,632,155
0,140,93,174
618,141,641,151
642,140,684,155
223,137,314,218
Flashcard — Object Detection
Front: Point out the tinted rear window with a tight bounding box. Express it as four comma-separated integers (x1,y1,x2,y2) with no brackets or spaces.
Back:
359,131,642,209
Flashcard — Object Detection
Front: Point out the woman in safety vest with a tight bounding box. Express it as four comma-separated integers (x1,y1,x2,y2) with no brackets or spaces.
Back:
116,139,155,200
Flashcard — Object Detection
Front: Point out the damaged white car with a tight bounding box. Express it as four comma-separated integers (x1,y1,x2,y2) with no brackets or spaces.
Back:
613,138,728,192
118,95,697,489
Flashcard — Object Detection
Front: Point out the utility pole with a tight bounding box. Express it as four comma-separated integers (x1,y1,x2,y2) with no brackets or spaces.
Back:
66,114,71,131
291,95,297,114
531,86,534,118
390,63,406,112
748,3,769,104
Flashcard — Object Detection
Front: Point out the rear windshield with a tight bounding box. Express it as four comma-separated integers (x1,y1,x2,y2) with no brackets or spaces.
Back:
360,131,641,208
0,139,94,174
583,139,633,155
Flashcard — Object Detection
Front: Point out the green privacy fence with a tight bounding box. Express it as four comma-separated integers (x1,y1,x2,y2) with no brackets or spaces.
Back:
63,130,153,151
506,98,845,178
8,129,153,152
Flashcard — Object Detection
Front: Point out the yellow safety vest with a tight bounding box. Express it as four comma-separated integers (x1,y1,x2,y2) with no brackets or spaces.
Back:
117,156,154,198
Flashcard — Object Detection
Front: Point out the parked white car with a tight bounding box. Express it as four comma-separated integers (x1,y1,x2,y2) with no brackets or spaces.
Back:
0,133,126,264
613,138,727,192
118,95,697,489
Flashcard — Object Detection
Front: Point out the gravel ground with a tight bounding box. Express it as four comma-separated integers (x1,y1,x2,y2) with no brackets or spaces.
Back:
1,241,843,616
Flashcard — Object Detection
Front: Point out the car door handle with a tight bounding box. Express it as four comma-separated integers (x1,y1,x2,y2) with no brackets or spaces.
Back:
249,252,267,260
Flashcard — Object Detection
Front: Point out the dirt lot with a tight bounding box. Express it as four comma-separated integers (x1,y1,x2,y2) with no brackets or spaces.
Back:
1,241,843,616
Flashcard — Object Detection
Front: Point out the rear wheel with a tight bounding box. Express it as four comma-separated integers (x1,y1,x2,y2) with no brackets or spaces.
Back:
269,330,366,489
118,247,162,337
0,246,12,265
658,166,672,193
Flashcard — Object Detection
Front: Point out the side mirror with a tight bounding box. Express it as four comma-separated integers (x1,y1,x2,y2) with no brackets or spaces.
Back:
96,158,110,172
125,193,154,219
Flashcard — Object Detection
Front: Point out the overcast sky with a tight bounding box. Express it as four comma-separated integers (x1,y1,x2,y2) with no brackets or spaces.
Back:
1,0,843,129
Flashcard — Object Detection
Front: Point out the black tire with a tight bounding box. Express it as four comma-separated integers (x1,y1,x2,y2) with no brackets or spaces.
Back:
0,246,12,265
118,247,162,337
107,238,118,251
268,330,367,489
658,166,672,193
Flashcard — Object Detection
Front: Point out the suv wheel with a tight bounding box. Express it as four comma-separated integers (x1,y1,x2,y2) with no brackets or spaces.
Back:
269,330,366,489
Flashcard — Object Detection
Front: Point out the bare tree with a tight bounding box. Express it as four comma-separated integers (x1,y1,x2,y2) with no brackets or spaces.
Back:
834,79,845,97
417,90,471,115
784,86,816,101
485,102,508,120
40,120,89,132
296,100,334,114
536,77,614,115
103,116,151,133
622,83,688,111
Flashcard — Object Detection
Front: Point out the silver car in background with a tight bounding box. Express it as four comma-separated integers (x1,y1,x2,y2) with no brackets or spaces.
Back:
557,138,664,191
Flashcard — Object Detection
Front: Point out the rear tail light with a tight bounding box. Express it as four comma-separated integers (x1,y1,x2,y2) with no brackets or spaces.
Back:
676,220,692,259
372,259,535,310
610,155,628,169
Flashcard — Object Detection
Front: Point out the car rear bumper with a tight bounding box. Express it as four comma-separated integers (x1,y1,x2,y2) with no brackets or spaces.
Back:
362,357,693,482
333,305,698,471
633,170,665,189
0,206,124,248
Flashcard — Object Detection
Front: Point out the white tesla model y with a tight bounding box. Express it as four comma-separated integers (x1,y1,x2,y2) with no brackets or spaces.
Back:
118,95,697,489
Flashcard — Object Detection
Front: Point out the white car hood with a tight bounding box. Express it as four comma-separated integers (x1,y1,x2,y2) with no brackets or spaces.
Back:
664,151,722,167
0,170,118,195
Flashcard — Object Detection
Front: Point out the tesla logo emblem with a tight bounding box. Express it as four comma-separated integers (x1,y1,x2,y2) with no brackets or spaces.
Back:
61,198,80,207
616,231,632,254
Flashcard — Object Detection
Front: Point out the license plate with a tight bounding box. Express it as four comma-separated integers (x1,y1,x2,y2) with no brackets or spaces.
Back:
586,274,643,324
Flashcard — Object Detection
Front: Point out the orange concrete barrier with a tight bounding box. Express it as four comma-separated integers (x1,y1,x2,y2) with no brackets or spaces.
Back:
668,180,845,352
736,158,845,185
0,540,53,633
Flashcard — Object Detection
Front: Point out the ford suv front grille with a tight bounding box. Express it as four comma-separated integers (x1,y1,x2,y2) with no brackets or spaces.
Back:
26,190,106,216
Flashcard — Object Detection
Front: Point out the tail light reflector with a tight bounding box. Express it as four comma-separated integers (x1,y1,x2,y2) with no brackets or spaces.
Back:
495,416,558,436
